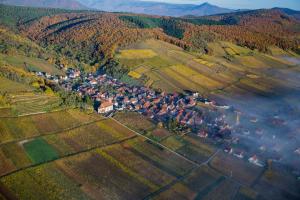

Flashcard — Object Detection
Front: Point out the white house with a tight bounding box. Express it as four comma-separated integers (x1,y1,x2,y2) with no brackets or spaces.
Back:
98,101,114,113
248,155,264,167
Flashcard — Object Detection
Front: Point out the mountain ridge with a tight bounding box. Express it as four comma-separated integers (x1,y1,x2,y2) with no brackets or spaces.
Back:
77,0,234,16
0,0,88,10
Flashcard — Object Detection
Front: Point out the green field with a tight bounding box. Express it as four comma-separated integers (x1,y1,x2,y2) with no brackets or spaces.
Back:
23,138,59,164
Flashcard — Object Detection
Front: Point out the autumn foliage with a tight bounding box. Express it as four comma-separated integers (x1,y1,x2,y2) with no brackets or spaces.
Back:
3,6,298,65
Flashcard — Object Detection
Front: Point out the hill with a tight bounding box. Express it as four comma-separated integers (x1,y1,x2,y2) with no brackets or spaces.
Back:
272,7,300,20
0,4,82,31
77,0,233,17
1,4,299,69
0,0,87,10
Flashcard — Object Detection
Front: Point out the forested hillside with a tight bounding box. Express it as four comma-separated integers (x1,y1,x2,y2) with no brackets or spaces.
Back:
1,4,299,69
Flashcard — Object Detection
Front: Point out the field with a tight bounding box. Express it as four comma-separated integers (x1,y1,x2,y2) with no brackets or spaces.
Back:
1,96,299,200
0,108,13,117
117,39,225,93
234,186,257,200
0,54,63,75
209,152,264,186
150,128,172,141
126,137,195,178
114,112,216,163
117,49,157,59
153,183,197,200
252,165,300,200
114,111,156,133
201,179,239,200
1,163,90,200
0,109,100,144
128,70,142,79
23,138,59,164
154,166,225,200
116,39,296,96
1,142,31,169
0,77,33,93
0,108,213,200
160,133,216,164
0,150,16,176
9,93,61,115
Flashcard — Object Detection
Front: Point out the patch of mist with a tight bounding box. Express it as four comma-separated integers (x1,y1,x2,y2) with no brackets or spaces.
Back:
280,56,300,65
212,67,300,171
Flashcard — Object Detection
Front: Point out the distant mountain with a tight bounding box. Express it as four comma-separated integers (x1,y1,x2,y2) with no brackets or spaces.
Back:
272,7,300,20
0,0,88,10
77,0,233,17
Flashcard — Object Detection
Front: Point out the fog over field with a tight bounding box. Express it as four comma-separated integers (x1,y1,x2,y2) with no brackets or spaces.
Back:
214,59,300,170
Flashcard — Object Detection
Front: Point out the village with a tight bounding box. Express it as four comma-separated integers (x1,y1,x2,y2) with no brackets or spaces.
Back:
35,68,286,168
38,68,232,133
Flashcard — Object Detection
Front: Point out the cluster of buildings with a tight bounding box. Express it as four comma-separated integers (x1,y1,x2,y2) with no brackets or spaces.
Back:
37,68,232,139
224,146,265,167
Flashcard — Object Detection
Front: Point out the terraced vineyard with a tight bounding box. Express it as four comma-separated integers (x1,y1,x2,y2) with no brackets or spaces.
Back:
117,39,298,96
9,93,61,115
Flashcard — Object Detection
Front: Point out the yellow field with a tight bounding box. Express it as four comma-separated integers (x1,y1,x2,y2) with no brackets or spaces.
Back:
208,42,227,56
118,49,157,59
145,79,154,87
169,64,198,76
128,71,142,79
236,56,268,69
246,74,260,79
194,59,215,67
224,47,237,56
221,42,252,55
162,67,198,90
134,66,150,74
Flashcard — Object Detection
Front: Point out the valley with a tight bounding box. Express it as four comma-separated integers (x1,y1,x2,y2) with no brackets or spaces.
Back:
0,3,300,200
